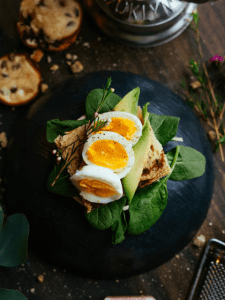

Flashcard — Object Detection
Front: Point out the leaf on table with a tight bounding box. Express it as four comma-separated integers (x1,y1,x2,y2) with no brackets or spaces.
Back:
85,89,121,120
46,119,90,143
166,145,206,181
148,113,180,146
0,289,28,300
84,196,127,230
128,146,179,235
0,205,29,267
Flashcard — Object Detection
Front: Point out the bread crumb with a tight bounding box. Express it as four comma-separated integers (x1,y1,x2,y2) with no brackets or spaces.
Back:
47,56,52,63
193,234,205,247
41,83,48,93
208,222,212,226
83,42,90,48
222,230,225,234
72,54,78,61
67,61,72,66
30,49,44,63
0,132,7,148
208,130,216,141
175,254,180,259
37,275,44,283
66,53,72,60
30,288,35,293
50,64,59,72
70,61,83,73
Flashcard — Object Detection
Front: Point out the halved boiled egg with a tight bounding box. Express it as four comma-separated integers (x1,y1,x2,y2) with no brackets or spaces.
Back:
91,111,143,146
70,165,123,203
82,131,134,179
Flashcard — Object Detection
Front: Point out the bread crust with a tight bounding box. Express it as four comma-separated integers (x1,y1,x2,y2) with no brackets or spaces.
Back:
17,0,83,52
0,53,41,106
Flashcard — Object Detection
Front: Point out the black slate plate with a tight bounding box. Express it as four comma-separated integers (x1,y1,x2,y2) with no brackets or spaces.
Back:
5,71,214,279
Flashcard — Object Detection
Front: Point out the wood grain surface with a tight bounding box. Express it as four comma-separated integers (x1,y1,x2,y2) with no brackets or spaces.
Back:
0,0,225,300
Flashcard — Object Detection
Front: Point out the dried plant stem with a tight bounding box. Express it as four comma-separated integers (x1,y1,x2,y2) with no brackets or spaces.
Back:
195,29,224,161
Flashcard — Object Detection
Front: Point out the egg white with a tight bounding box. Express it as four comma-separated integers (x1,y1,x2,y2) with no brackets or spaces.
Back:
82,131,135,179
91,111,143,146
70,165,123,203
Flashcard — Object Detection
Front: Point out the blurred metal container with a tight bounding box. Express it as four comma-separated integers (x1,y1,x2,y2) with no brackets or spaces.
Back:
83,0,210,47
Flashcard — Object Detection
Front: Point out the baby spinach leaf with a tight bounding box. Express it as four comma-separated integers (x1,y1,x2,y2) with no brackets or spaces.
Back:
148,113,180,146
0,289,28,300
111,211,128,244
46,119,90,143
0,204,29,267
84,196,126,230
128,146,179,235
166,145,206,181
47,163,79,197
85,89,121,120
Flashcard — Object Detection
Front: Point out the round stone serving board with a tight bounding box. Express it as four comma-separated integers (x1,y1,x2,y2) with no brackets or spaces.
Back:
5,71,214,279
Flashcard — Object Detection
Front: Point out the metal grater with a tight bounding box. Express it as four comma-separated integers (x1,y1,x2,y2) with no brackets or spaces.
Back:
187,239,225,300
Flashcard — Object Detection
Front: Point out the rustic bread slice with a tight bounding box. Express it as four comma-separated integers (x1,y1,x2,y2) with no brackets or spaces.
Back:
54,108,171,212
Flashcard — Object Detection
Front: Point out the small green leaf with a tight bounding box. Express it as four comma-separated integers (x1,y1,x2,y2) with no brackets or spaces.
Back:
166,145,206,181
216,134,225,152
111,211,128,244
128,146,179,235
0,213,29,267
84,197,126,230
148,113,180,146
85,89,121,120
46,119,90,143
47,163,79,197
0,289,28,300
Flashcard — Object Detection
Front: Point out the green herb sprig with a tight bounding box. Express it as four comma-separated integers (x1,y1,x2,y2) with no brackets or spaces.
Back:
182,10,225,161
51,77,114,187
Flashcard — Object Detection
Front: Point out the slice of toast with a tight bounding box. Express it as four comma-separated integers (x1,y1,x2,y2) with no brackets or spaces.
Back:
54,108,171,212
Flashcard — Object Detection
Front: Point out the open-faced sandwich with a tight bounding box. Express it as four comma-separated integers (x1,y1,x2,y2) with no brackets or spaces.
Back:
46,78,206,244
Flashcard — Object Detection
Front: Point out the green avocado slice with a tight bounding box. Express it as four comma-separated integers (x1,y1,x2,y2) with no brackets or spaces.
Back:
113,87,140,116
122,102,151,203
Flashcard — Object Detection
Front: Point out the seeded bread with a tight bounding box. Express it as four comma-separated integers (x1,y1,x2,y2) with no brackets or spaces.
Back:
0,53,41,106
54,108,172,213
17,0,83,52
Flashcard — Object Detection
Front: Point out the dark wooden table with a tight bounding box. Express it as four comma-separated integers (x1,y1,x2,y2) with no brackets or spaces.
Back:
0,0,225,299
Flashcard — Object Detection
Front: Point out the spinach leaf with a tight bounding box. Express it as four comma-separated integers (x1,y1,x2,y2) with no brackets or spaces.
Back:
148,113,180,146
47,163,79,197
84,196,126,230
111,211,128,244
46,119,90,143
85,89,121,120
166,145,206,181
128,146,179,235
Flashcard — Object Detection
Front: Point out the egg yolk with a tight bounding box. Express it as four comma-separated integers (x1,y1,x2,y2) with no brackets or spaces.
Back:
94,117,136,141
79,179,116,197
87,140,128,170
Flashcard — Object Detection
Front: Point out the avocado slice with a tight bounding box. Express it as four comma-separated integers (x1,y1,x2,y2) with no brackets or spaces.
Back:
113,87,140,116
122,102,152,203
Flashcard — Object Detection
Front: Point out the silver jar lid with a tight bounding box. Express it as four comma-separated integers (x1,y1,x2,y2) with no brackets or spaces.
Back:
83,0,197,47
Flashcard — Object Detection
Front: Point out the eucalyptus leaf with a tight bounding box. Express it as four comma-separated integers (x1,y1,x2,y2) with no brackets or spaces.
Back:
46,119,90,143
128,146,179,235
0,289,28,300
84,196,126,230
111,211,128,244
47,163,79,197
0,212,29,267
148,113,180,146
166,145,206,181
85,89,121,119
